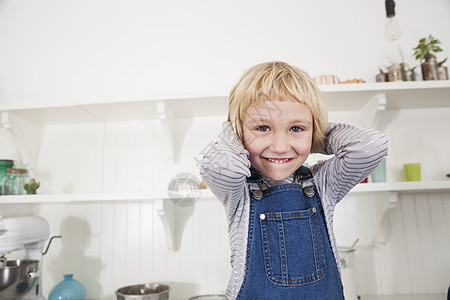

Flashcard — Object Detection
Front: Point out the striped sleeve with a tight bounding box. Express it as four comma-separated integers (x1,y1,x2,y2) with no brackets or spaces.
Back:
199,122,251,215
311,123,389,205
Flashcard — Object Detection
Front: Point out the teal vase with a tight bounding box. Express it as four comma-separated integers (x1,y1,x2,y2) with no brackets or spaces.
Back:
49,274,86,300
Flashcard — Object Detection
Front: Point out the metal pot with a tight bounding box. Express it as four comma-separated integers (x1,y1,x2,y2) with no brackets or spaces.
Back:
438,66,449,80
421,58,439,80
375,73,388,82
0,259,39,299
405,70,417,81
189,295,227,300
115,283,170,300
387,63,405,81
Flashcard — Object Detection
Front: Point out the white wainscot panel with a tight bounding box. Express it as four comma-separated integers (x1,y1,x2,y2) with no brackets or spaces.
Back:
334,191,450,297
37,198,230,300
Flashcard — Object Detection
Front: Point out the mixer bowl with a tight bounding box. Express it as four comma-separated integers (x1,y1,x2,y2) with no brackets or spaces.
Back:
0,259,39,299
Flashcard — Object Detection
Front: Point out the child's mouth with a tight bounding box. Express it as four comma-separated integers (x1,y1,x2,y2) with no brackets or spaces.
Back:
266,158,292,164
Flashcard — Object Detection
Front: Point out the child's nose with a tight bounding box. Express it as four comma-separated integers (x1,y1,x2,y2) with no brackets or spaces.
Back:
269,132,290,153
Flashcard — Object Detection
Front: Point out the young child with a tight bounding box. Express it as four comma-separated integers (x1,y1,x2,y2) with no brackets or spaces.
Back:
200,61,388,299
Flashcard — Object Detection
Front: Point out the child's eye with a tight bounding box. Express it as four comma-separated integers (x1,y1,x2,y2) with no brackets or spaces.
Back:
256,125,270,131
290,126,303,132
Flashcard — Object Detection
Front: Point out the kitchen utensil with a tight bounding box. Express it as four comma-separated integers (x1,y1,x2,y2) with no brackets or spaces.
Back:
115,283,170,300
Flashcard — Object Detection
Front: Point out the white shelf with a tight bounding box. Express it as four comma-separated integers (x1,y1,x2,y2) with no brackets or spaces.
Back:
0,81,449,126
0,93,229,125
351,180,450,193
0,189,216,204
321,80,450,111
1,181,449,205
359,294,446,300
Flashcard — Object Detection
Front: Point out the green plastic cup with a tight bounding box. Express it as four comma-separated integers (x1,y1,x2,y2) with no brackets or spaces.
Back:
403,163,421,181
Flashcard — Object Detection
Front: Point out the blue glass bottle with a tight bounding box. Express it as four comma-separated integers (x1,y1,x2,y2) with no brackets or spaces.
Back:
48,274,86,300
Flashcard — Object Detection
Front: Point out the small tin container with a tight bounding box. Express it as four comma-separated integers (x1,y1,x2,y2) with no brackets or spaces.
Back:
388,64,405,82
375,73,388,82
405,70,417,81
438,66,448,80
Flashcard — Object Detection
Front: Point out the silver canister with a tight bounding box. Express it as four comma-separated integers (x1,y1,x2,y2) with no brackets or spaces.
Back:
421,59,439,80
375,73,388,82
387,64,405,82
405,70,417,81
438,66,448,80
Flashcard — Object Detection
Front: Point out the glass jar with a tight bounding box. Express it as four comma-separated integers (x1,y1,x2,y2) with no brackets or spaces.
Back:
2,168,29,195
0,160,14,195
338,247,358,300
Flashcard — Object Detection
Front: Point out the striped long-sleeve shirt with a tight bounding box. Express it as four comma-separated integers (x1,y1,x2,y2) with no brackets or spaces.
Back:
200,122,388,299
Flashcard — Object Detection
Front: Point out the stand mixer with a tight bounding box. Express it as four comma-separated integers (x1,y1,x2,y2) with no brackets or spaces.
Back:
0,216,50,300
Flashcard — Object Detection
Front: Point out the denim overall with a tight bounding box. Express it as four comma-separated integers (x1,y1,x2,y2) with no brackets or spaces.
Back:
237,166,344,299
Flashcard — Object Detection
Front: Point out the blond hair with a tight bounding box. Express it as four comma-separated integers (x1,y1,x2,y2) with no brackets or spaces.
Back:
228,61,328,153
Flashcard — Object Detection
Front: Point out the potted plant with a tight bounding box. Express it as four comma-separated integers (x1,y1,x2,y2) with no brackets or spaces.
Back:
404,64,418,81
413,35,443,80
375,68,388,82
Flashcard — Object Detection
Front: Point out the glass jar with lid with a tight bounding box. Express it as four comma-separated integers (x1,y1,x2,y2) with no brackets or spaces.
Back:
0,160,14,195
2,168,29,195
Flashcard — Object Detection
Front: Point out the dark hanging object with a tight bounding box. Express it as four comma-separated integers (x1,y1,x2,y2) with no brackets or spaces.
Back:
385,0,396,17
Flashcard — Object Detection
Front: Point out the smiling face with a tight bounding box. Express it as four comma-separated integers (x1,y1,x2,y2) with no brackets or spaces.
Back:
242,100,313,181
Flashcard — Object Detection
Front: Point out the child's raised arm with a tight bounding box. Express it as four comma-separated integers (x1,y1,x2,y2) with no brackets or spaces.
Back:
311,123,389,204
200,122,251,215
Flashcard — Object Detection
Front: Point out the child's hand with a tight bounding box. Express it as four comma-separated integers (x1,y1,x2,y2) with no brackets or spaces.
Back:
221,122,237,142
200,122,251,174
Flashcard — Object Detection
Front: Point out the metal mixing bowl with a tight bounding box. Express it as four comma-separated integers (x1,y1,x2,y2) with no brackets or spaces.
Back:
115,283,170,300
0,259,39,299
189,295,227,300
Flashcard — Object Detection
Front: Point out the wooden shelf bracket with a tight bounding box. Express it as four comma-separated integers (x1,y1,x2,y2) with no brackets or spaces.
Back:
360,93,387,129
0,112,40,169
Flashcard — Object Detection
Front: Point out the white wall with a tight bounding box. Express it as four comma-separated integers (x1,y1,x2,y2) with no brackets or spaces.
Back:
1,0,450,299
0,0,449,103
